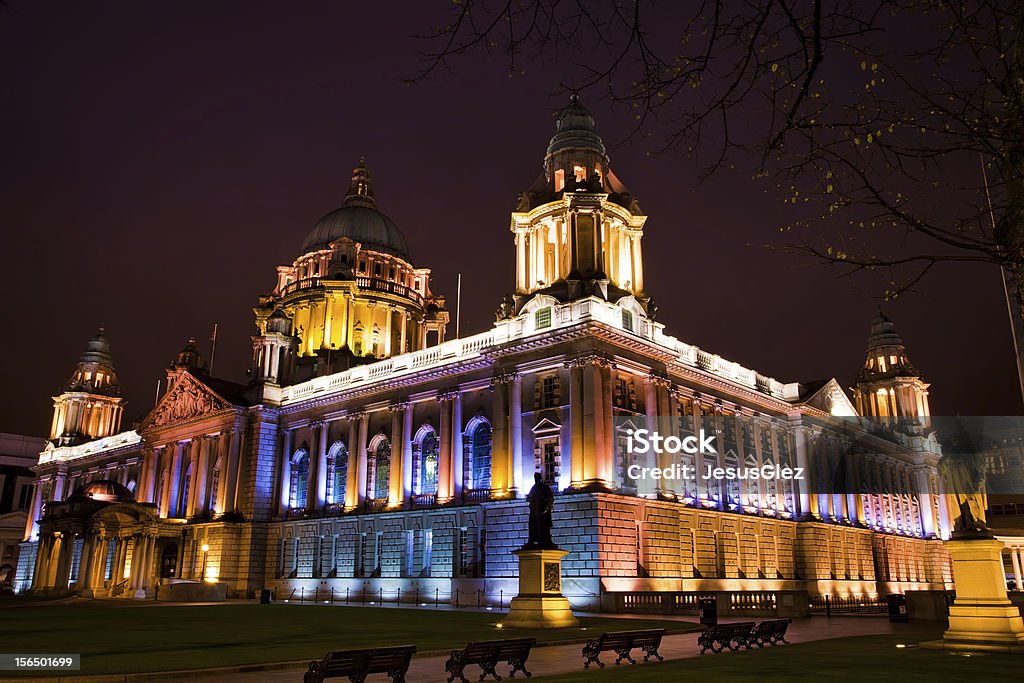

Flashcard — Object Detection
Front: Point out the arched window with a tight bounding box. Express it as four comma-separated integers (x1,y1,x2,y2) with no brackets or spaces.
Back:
369,438,391,500
290,448,309,509
470,422,492,490
416,429,439,495
328,442,348,505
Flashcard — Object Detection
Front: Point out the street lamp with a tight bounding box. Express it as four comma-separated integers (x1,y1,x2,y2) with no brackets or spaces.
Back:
201,543,209,582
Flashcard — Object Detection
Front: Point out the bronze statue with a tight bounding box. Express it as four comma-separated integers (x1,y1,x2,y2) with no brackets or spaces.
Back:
939,429,991,538
524,473,557,549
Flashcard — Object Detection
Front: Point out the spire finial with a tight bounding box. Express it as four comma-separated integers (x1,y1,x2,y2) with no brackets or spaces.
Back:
344,159,376,207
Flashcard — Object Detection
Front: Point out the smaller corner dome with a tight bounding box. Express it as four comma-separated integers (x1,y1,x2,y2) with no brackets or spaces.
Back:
546,95,608,159
79,328,114,366
866,310,904,350
301,160,410,261
69,479,136,504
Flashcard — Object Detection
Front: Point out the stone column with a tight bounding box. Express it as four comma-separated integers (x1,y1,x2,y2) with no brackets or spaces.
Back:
402,403,414,502
24,481,44,541
567,359,585,488
579,356,613,490
184,439,200,517
793,425,816,519
645,373,672,496
222,428,241,514
355,413,370,506
1010,547,1023,592
279,428,294,513
54,533,74,590
314,420,330,511
78,533,96,590
489,372,515,494
387,403,408,506
509,374,524,496
194,436,212,516
53,470,67,502
914,467,936,537
344,415,361,510
32,533,52,589
437,392,455,503
452,390,464,498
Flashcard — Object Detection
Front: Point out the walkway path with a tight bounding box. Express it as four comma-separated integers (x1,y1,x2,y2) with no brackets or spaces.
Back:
141,616,917,682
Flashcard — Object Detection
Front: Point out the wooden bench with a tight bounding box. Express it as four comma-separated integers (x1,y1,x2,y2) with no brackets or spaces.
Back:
697,622,755,654
581,629,666,668
444,637,536,682
304,645,417,683
748,618,792,647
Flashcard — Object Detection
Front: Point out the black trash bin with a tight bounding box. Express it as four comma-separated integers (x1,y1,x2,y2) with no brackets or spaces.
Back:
887,594,907,622
260,589,273,604
699,596,718,626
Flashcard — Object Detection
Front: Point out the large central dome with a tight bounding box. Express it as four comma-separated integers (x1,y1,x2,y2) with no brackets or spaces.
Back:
301,161,410,260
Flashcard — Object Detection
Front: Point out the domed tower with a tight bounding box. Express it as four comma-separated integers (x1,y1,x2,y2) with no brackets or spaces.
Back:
251,308,299,384
505,96,651,315
49,329,124,445
853,312,931,427
165,336,207,390
254,160,448,379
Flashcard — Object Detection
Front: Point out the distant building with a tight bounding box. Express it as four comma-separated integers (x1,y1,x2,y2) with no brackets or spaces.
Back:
0,433,44,588
17,99,953,606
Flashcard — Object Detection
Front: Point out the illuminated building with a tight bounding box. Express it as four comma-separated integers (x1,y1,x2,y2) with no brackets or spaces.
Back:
17,98,955,604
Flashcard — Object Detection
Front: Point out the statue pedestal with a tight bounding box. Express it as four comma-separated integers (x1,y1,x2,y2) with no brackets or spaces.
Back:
500,548,579,629
922,538,1024,653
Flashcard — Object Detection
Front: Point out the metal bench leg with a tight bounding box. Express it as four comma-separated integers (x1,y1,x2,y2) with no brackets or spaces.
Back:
642,644,664,662
614,647,636,665
479,660,501,681
387,668,407,683
508,656,531,678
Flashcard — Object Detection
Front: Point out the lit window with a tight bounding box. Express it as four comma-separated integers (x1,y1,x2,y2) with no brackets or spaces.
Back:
890,355,898,365
621,309,634,332
573,165,586,182
535,307,552,329
554,169,565,192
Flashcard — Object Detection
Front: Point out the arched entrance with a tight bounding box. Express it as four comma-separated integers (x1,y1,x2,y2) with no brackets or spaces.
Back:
160,544,178,579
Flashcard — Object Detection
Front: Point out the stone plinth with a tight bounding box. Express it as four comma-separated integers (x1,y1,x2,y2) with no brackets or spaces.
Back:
922,538,1024,653
500,548,579,629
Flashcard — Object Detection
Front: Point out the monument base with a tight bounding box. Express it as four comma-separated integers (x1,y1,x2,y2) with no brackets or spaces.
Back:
921,538,1024,654
500,548,579,629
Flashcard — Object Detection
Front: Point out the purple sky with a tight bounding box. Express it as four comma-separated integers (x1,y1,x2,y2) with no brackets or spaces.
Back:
0,1,1017,437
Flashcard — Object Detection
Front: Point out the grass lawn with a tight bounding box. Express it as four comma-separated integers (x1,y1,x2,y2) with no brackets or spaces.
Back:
541,632,1023,682
0,601,698,675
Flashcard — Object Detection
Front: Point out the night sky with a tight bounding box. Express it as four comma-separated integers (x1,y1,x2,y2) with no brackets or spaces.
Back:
0,1,1017,438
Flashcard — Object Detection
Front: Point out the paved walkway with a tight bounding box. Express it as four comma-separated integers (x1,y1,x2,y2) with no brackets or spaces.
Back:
141,616,917,682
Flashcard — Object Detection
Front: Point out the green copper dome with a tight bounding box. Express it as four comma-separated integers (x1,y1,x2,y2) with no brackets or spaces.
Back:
301,161,410,261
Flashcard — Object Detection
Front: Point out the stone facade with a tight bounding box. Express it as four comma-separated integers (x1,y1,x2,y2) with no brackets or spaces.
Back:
16,98,954,609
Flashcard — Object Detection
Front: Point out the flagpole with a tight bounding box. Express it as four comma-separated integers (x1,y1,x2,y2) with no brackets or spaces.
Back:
456,273,462,339
981,155,1024,406
209,323,219,375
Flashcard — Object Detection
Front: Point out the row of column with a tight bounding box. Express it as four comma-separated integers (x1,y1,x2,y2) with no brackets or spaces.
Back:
1008,544,1024,592
50,397,123,441
142,427,243,519
277,376,530,516
31,530,154,594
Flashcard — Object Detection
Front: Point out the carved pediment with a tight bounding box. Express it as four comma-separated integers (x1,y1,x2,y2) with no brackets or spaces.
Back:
805,378,858,418
144,374,232,429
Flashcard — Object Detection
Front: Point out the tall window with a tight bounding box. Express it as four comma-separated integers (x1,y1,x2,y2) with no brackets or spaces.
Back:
418,431,439,495
180,463,192,516
536,436,560,486
538,375,559,409
371,439,391,500
290,449,309,509
329,442,348,505
470,422,492,490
